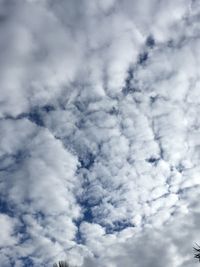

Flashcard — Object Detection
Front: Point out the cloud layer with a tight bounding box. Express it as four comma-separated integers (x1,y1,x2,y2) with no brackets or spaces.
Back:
1,0,200,266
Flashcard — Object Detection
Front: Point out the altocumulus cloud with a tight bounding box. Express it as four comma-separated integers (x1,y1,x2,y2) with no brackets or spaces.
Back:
1,0,200,266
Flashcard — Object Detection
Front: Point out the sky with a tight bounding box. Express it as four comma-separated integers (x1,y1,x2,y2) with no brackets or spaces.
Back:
1,0,200,266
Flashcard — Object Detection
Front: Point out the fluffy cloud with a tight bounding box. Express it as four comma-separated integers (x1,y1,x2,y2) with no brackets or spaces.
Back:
0,214,17,247
0,0,200,266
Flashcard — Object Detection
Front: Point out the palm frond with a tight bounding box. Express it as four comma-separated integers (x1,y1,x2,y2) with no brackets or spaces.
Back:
194,243,200,261
53,261,70,267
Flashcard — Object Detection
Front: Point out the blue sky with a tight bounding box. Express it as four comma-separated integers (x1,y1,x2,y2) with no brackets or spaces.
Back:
1,0,200,266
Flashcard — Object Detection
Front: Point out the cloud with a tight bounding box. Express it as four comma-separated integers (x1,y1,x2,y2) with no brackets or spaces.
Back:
0,214,17,247
0,0,83,117
83,197,200,267
0,118,80,266
0,0,200,266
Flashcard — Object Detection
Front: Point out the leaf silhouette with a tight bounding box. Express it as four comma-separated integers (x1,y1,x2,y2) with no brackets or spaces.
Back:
53,261,70,267
194,244,200,261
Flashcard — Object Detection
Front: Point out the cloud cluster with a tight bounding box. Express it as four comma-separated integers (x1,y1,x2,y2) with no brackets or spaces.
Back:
1,0,200,266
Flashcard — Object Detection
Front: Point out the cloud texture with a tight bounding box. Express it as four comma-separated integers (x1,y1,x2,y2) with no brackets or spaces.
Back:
1,0,200,266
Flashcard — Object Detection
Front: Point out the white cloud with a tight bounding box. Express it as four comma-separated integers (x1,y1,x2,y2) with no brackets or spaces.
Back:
0,214,17,247
0,0,200,266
